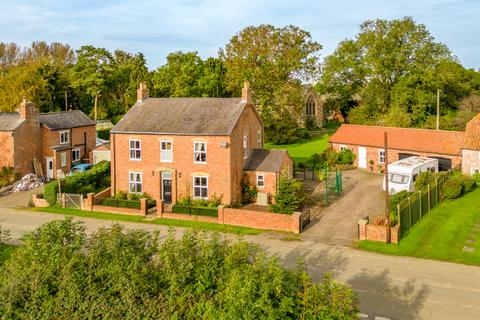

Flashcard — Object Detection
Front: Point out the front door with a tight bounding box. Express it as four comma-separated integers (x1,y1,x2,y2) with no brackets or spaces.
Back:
46,158,54,179
358,147,367,169
162,172,172,204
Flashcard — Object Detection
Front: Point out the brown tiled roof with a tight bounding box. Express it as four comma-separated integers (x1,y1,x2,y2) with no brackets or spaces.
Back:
243,149,290,172
464,113,480,150
111,98,247,136
37,110,95,130
0,113,24,131
329,124,465,156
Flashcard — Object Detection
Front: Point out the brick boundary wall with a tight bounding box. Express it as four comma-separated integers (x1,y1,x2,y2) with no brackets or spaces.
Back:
160,212,217,223
358,218,400,244
218,206,302,233
83,192,148,216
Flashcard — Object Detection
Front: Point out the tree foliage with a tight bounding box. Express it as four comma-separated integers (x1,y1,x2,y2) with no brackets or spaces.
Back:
220,25,322,143
270,172,305,214
0,219,358,319
319,17,480,128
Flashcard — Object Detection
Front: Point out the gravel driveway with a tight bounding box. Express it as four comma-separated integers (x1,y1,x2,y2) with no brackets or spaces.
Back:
302,169,385,245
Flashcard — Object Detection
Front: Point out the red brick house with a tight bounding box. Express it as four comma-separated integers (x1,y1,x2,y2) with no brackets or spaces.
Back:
0,100,96,178
329,116,480,174
110,81,293,206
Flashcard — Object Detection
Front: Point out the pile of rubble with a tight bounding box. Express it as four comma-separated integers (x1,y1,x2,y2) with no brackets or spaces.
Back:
12,174,46,192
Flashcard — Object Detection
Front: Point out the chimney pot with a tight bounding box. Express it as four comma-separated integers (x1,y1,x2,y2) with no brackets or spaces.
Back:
137,81,149,102
241,80,251,103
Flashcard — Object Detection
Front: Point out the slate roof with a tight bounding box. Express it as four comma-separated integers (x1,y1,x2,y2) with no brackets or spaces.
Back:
243,149,290,172
0,113,24,131
329,124,466,156
463,113,480,151
111,98,247,135
37,110,95,130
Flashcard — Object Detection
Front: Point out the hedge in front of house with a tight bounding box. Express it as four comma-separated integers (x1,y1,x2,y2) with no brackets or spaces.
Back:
44,161,111,206
172,205,218,217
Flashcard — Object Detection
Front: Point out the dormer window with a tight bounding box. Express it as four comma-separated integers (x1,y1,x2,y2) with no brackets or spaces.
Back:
59,130,69,144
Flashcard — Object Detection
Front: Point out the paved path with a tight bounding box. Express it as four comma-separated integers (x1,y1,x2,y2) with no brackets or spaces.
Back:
1,207,479,320
302,170,384,245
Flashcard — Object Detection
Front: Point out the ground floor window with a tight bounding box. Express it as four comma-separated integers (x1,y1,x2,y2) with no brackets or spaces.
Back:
193,176,208,199
256,173,265,188
72,148,81,162
129,172,142,193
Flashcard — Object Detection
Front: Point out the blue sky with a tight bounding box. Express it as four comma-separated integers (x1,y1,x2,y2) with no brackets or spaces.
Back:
0,0,479,69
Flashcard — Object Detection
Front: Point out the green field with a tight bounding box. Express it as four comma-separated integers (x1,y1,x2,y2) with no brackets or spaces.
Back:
358,188,480,265
265,134,331,163
30,207,264,235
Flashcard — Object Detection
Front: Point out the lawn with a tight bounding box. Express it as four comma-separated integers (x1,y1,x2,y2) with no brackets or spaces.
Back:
30,207,264,235
265,134,331,163
358,188,480,265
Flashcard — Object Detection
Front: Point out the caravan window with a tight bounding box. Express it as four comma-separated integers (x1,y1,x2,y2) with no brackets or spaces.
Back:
413,174,418,182
389,173,409,184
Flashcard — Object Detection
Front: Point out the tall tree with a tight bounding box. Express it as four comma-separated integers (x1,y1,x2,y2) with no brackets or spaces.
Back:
220,25,321,143
319,17,478,127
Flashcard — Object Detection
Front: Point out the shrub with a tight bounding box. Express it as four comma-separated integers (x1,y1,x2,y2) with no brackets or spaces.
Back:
242,182,258,204
389,190,411,226
0,219,358,318
176,195,222,208
114,190,128,200
43,180,59,206
473,173,480,187
414,171,436,191
96,129,111,140
325,148,339,166
442,178,463,199
460,175,476,193
269,173,304,214
338,149,356,165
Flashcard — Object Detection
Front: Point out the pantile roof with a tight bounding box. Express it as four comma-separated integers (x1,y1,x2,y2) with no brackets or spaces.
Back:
329,124,466,156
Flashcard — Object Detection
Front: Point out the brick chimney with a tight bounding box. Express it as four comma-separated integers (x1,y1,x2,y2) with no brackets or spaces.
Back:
241,80,251,103
19,98,36,120
137,81,149,102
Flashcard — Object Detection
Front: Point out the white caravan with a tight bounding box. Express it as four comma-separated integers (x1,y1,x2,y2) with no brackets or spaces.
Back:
383,156,438,194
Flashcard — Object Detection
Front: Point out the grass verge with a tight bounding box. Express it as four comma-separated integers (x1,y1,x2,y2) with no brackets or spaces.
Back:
0,244,16,265
357,188,480,266
30,207,265,235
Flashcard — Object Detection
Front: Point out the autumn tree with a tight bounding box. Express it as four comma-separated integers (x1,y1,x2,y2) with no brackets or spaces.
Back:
319,17,480,127
220,25,322,143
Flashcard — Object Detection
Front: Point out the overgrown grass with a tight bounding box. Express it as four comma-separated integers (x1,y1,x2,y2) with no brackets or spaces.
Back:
358,188,480,265
30,207,264,235
0,244,16,265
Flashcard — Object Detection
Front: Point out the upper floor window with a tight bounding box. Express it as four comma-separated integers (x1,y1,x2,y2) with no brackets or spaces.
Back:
160,141,173,162
129,172,142,193
378,150,386,164
306,96,315,115
129,140,141,160
194,142,207,163
72,148,81,162
59,130,69,144
243,135,248,159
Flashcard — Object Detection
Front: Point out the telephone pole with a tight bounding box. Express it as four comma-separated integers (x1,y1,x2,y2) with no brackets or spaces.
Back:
436,89,441,130
384,132,391,244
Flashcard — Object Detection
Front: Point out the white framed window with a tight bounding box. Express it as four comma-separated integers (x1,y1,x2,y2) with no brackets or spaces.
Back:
72,148,81,162
193,176,208,199
129,172,142,193
129,140,141,160
378,149,386,164
60,152,67,167
243,135,248,159
340,145,348,152
256,173,265,188
194,142,207,163
160,140,173,162
59,130,69,144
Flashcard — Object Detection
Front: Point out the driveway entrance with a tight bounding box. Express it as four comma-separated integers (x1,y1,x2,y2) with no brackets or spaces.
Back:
302,169,384,245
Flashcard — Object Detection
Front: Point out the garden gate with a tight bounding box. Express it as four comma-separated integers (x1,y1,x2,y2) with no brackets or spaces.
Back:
57,193,83,209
